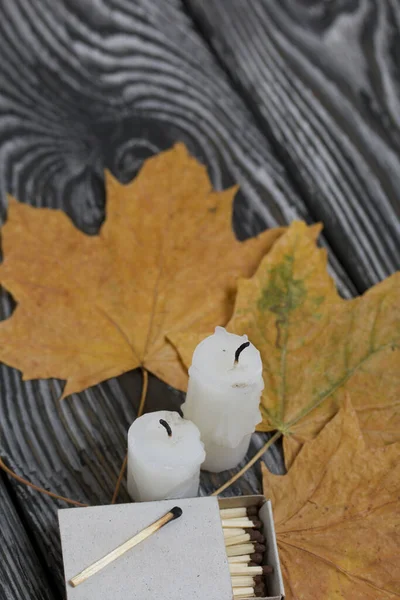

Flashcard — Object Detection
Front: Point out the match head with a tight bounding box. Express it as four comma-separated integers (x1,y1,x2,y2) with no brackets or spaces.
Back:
255,583,266,596
254,543,266,553
250,553,263,563
255,583,266,591
251,520,263,529
247,506,258,516
248,531,264,543
262,565,273,575
170,506,183,520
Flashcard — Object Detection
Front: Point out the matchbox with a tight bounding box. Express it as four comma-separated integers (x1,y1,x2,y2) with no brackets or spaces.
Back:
59,495,284,600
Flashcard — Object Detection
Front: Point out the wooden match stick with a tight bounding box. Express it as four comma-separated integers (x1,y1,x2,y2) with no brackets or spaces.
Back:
249,561,272,571
221,518,262,529
227,543,265,557
231,575,262,587
233,585,265,598
223,529,264,542
225,532,265,546
228,552,264,567
69,506,183,587
229,564,272,576
228,553,263,565
220,507,247,519
220,506,258,519
228,554,252,564
223,528,244,538
233,587,255,598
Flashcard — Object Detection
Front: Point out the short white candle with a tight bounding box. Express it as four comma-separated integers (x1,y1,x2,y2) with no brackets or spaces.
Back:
127,410,205,502
183,327,264,473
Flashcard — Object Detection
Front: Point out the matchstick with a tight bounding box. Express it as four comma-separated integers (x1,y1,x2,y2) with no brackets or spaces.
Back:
220,506,258,519
223,528,264,541
230,553,262,563
220,507,247,519
223,528,244,538
225,532,265,547
232,587,255,597
233,584,265,598
69,506,183,587
226,543,266,557
229,564,272,576
231,575,262,587
229,554,262,565
221,518,262,529
228,555,252,564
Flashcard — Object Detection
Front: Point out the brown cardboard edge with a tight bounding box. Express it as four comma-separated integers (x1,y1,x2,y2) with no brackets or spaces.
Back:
218,496,284,600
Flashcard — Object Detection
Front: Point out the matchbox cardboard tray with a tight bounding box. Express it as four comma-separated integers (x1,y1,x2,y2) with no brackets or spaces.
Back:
59,495,285,600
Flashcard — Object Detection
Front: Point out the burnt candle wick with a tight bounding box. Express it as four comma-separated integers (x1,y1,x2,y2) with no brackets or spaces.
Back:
159,419,172,437
234,341,250,364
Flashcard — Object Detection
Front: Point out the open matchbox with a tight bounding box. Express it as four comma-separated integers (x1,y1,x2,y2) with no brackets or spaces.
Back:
59,495,285,600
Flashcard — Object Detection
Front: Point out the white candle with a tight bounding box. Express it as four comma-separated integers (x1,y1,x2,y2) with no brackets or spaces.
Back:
127,410,205,502
182,327,264,473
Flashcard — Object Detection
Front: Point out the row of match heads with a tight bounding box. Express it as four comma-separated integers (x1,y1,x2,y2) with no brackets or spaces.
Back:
220,507,272,599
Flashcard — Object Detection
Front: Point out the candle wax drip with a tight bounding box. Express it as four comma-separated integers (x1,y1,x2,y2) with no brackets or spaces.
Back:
234,341,250,364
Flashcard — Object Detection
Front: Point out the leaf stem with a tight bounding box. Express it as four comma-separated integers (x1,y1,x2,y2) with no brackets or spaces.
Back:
137,367,149,418
0,456,88,507
210,430,282,496
284,342,396,432
110,454,128,504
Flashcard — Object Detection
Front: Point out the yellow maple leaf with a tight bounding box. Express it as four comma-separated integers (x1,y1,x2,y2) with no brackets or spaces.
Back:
0,144,283,397
262,398,400,600
172,221,400,466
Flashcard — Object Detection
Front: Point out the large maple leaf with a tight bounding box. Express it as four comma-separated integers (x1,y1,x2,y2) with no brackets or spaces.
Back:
262,398,400,600
0,144,283,397
172,221,400,466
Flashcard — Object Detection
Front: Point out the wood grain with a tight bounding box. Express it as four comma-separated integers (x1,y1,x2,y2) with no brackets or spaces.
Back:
0,0,355,294
1,0,393,595
184,0,400,291
0,1,295,593
0,476,55,600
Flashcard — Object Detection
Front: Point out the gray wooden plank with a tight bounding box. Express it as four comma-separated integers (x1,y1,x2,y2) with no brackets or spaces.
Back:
0,0,355,294
0,0,356,596
183,0,400,292
0,476,55,600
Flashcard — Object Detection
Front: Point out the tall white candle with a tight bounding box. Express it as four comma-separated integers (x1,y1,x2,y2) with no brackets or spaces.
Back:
127,410,205,502
183,327,264,473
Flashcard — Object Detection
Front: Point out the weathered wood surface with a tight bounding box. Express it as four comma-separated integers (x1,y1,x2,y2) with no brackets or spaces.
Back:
0,0,289,595
184,0,400,291
0,476,55,600
0,0,397,598
0,0,355,294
